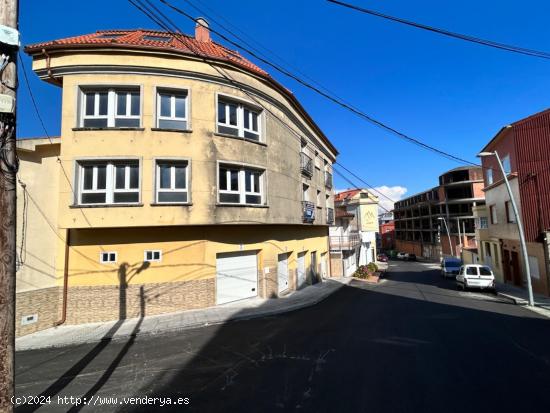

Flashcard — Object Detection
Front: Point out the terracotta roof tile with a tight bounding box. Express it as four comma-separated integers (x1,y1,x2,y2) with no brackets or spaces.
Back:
24,29,269,78
334,189,362,202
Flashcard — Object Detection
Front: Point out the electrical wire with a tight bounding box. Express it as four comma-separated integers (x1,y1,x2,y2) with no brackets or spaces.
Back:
158,0,480,167
332,167,391,213
327,0,550,60
130,0,399,212
16,177,28,270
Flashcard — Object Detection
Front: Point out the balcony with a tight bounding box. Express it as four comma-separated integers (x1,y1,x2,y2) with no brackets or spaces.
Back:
325,171,333,189
300,152,313,177
302,201,315,223
327,207,334,224
329,233,360,250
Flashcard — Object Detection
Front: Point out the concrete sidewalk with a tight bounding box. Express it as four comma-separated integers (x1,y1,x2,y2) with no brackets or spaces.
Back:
496,282,550,318
496,282,550,308
16,278,351,351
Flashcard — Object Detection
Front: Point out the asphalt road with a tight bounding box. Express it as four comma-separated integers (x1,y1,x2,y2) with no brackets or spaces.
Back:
15,260,550,413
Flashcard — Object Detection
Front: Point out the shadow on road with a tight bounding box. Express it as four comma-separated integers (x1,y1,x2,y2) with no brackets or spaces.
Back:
109,282,550,413
16,262,149,413
14,263,550,413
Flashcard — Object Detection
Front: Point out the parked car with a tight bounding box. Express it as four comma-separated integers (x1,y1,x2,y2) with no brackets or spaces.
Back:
377,253,388,262
456,264,496,292
441,258,462,278
397,252,407,260
405,253,417,261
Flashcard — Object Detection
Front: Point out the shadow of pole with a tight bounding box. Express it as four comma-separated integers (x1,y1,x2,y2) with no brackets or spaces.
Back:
67,287,146,413
17,262,149,413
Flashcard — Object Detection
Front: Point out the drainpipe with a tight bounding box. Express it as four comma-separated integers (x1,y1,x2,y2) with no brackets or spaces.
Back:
41,48,62,86
326,227,332,279
55,229,70,326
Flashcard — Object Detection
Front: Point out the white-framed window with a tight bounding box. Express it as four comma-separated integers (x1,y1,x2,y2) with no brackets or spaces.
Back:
155,160,189,203
477,216,488,229
218,164,264,205
100,251,117,263
78,160,140,205
144,250,162,262
486,168,493,185
81,87,140,128
217,97,261,141
502,155,511,175
156,88,188,130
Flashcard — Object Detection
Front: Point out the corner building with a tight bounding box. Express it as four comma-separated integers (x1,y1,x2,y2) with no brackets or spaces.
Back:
18,23,338,336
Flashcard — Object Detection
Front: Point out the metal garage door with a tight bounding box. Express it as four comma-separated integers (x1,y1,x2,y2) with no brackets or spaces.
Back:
216,251,258,305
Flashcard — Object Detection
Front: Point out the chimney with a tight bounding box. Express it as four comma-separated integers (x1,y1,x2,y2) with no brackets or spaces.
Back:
195,17,210,42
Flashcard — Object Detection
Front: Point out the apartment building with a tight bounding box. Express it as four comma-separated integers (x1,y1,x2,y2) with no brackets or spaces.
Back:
16,22,338,336
394,167,485,259
478,109,550,296
329,189,379,276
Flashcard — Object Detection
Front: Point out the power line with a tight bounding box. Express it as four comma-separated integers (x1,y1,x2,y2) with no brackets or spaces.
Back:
181,0,350,101
332,167,391,213
327,0,550,60
157,0,479,167
335,163,396,203
130,0,397,211
19,53,98,230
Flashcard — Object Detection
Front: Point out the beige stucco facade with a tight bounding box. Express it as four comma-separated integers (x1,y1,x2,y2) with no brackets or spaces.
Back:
16,33,337,336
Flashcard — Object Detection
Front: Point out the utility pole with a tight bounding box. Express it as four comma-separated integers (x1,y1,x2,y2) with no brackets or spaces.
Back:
0,0,19,411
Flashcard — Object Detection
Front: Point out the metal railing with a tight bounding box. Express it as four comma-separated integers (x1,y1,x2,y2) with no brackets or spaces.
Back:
329,233,360,250
302,201,315,223
325,171,333,189
327,207,334,224
300,152,313,177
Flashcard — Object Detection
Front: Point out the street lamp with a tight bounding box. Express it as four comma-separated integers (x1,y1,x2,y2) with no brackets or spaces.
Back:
437,217,454,258
478,150,534,307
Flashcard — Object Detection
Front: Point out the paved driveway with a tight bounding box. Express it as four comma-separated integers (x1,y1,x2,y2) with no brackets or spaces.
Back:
15,260,550,412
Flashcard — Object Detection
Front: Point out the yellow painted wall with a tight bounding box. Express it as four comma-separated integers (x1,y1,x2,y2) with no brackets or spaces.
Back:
26,47,338,292
67,225,328,287
16,139,61,292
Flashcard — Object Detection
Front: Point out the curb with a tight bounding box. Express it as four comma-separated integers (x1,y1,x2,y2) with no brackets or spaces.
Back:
497,292,528,305
17,278,351,351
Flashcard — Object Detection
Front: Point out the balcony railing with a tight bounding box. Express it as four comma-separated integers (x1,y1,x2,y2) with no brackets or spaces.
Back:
325,171,333,189
300,152,313,177
327,207,334,225
302,201,315,223
329,233,360,250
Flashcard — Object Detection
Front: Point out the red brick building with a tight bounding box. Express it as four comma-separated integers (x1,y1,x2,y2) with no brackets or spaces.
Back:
479,108,550,295
379,221,395,250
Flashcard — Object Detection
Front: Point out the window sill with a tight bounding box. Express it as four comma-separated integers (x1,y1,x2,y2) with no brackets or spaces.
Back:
70,203,144,208
151,128,193,134
216,203,269,208
72,127,145,131
213,132,267,147
150,202,193,206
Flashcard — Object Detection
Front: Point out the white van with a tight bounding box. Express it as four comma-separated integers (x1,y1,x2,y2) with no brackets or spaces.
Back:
456,264,496,292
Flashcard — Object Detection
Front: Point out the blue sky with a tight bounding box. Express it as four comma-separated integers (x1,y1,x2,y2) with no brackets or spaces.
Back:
18,0,550,204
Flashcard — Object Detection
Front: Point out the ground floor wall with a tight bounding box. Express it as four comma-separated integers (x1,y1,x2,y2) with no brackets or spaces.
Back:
15,287,60,337
499,239,549,296
479,240,504,282
15,225,329,336
329,248,358,277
